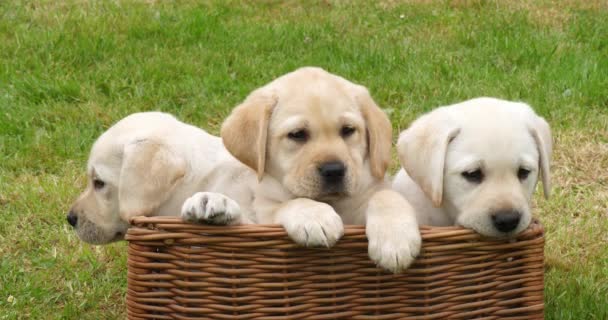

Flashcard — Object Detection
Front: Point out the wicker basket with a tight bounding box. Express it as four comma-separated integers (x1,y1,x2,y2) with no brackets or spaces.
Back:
126,217,544,320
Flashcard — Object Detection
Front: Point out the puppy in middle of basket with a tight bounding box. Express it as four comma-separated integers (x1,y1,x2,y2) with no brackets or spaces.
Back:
182,67,421,273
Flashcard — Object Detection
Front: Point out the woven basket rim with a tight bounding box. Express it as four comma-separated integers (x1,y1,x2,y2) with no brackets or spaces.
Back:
127,216,544,241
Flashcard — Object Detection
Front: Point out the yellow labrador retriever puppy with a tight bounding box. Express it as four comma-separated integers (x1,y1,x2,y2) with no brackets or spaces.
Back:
184,67,421,272
67,112,257,244
393,97,552,237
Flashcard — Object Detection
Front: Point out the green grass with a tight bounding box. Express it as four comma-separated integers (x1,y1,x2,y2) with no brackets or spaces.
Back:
1,0,607,318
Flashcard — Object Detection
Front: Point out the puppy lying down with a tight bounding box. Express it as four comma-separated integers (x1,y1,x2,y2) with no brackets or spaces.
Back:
393,97,552,237
68,67,421,272
66,111,257,244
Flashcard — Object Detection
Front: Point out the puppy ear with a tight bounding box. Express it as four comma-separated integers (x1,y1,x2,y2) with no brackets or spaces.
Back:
118,139,186,222
221,90,277,180
529,115,552,199
356,88,392,179
397,112,460,207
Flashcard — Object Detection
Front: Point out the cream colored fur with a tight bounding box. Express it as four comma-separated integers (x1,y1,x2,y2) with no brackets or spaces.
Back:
213,67,420,272
71,67,421,273
68,112,256,244
393,97,552,237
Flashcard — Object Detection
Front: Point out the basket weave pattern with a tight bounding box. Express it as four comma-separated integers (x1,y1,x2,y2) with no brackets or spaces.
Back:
126,217,544,320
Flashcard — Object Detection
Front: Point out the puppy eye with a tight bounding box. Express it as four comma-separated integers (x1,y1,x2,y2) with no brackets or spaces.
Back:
93,178,105,190
287,129,308,143
340,126,356,138
461,169,484,183
518,168,531,180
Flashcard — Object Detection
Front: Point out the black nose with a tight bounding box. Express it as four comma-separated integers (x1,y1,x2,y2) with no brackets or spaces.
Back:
491,210,521,233
67,211,78,227
318,161,346,184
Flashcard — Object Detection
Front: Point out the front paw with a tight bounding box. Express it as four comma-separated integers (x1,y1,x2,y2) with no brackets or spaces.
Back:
280,202,344,248
366,220,421,273
181,192,241,225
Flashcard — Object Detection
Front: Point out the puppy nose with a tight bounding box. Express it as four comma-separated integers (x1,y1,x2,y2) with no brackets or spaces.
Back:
491,210,521,233
67,211,78,227
318,161,346,184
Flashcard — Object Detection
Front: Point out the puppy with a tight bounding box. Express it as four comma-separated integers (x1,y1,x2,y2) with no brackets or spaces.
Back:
392,97,552,237
209,67,421,272
67,112,257,244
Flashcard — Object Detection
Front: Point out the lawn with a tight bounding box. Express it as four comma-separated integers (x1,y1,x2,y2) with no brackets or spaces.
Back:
1,0,607,319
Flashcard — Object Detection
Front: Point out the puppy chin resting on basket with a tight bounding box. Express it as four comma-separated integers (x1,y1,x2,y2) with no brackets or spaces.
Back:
392,97,552,238
68,67,421,274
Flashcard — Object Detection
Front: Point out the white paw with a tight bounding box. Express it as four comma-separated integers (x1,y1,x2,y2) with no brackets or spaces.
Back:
366,219,421,273
181,192,241,225
281,203,344,248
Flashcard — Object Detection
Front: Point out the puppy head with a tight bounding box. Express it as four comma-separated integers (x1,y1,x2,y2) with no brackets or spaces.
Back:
222,67,391,200
69,125,185,244
398,97,551,237
68,161,124,245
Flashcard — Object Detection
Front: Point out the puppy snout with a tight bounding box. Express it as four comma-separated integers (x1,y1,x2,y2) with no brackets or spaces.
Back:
67,210,78,227
491,209,521,233
318,161,346,185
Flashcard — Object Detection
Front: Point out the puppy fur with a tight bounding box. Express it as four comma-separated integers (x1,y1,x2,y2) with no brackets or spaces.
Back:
393,97,552,237
68,112,257,244
216,67,421,272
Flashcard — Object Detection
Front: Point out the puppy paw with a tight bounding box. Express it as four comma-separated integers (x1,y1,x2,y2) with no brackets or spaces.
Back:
280,202,344,248
366,219,421,273
181,192,241,225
